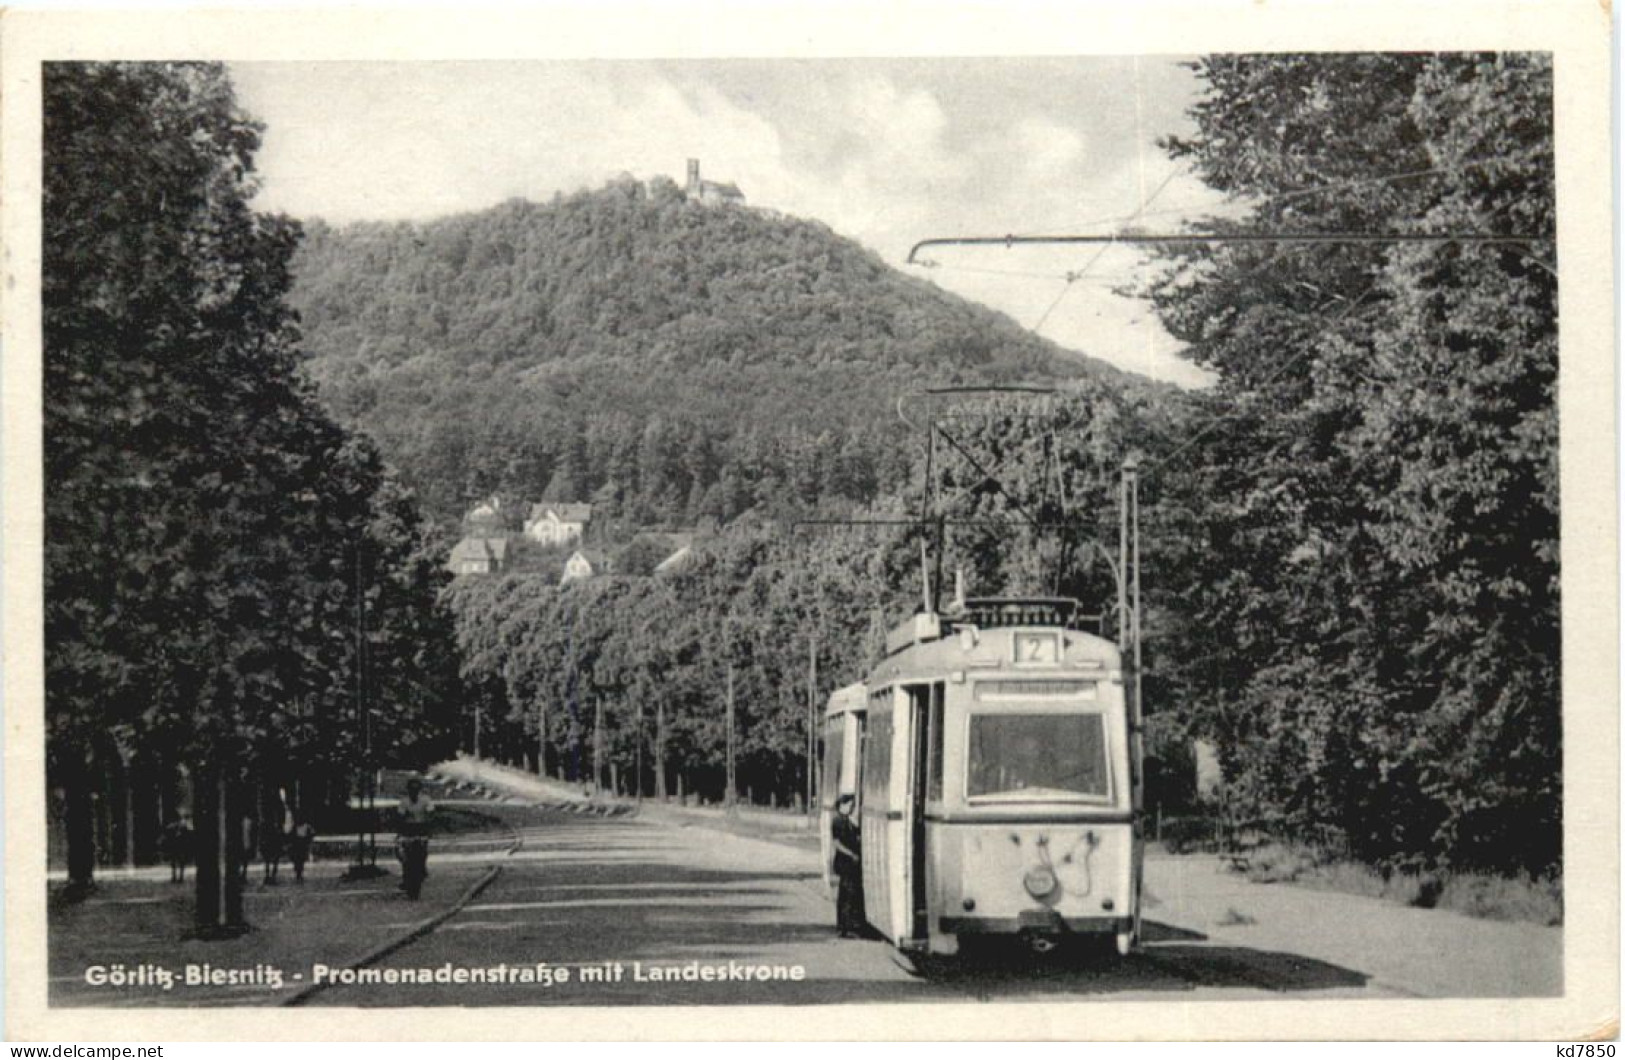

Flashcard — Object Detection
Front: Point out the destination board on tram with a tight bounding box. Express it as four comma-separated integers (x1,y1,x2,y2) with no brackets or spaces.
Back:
974,679,1097,699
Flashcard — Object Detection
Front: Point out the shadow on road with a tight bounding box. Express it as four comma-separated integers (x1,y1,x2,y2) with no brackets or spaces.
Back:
1141,921,1206,943
472,863,838,961
311,806,1378,1007
907,922,1370,998
1138,943,1370,992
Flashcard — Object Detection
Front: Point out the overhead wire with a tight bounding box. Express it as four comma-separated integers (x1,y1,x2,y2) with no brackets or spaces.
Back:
1030,166,1184,334
1022,148,1550,237
916,155,1550,296
908,145,1551,480
917,149,1550,290
1133,167,1553,472
917,263,1137,283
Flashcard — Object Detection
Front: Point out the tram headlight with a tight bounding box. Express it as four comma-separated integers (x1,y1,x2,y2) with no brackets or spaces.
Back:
1023,865,1059,899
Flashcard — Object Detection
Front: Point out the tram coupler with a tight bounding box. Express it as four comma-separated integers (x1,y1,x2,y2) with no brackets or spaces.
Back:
1025,933,1062,955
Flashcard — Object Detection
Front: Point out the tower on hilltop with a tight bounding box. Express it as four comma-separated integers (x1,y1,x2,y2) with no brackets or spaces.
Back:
684,158,744,206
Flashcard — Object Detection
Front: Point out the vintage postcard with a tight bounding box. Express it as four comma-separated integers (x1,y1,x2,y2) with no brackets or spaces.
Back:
1,0,1615,1043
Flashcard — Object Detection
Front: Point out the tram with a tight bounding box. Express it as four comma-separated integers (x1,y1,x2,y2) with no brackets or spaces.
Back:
820,596,1143,958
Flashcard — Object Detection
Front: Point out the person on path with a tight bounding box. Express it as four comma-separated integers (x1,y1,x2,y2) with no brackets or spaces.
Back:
261,813,284,884
161,814,193,883
287,816,316,883
395,777,435,896
238,813,256,883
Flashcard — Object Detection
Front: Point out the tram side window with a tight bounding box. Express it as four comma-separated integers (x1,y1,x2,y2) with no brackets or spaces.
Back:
863,712,892,806
823,720,845,806
927,684,945,802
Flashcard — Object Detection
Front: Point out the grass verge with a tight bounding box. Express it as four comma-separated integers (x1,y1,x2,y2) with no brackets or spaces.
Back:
1234,843,1562,927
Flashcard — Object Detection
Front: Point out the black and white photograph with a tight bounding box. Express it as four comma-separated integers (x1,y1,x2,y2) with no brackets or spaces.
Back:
2,0,1615,1043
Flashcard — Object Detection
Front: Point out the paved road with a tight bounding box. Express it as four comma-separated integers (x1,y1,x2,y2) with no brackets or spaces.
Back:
304,800,1553,1007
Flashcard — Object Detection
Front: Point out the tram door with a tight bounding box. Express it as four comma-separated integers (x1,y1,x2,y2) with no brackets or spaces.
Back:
861,683,940,946
892,684,933,946
859,696,894,938
906,684,942,944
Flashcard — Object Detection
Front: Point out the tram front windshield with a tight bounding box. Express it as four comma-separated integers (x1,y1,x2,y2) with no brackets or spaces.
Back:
967,712,1109,799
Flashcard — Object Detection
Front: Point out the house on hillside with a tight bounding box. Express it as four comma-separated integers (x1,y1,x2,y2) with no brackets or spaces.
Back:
465,496,505,533
525,502,592,547
560,548,612,584
685,158,744,206
614,530,700,576
653,544,696,575
449,536,508,576
644,531,695,572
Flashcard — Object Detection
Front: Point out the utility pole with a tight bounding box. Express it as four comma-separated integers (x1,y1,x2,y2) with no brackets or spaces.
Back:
725,665,736,810
1118,455,1145,824
593,697,604,796
635,696,644,803
1128,454,1144,813
1122,452,1146,942
344,541,383,881
537,696,547,778
806,637,817,817
655,698,667,801
356,543,371,872
1117,465,1129,652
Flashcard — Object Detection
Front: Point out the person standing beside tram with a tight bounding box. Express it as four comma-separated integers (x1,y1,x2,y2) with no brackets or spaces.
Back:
831,793,865,938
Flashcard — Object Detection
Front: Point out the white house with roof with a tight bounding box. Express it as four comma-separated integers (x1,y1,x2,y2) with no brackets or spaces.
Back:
560,548,611,584
653,544,695,575
449,536,508,576
465,496,505,532
525,502,592,546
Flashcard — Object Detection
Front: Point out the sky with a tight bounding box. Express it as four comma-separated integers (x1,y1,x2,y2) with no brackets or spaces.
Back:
231,58,1230,387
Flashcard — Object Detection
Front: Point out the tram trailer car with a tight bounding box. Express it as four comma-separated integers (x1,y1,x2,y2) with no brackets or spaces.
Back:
820,682,869,892
821,598,1142,958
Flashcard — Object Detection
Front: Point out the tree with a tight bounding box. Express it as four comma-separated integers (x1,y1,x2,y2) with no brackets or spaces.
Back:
44,62,461,929
1144,54,1557,874
46,62,307,911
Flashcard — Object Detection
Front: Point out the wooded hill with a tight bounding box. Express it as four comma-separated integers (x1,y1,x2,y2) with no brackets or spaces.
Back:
290,178,1151,533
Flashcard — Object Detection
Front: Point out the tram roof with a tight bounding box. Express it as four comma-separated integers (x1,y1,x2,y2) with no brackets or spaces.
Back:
884,598,1107,653
853,599,1122,694
823,682,868,718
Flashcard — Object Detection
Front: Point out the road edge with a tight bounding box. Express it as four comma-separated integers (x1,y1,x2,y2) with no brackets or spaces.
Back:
281,807,524,1007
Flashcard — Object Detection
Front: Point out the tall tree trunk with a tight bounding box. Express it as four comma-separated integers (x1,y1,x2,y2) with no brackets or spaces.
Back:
113,744,137,869
193,762,245,936
62,743,96,893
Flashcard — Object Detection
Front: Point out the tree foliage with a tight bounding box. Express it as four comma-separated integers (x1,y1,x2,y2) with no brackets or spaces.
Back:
441,384,1164,806
43,62,461,912
289,181,1162,530
1145,54,1558,874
